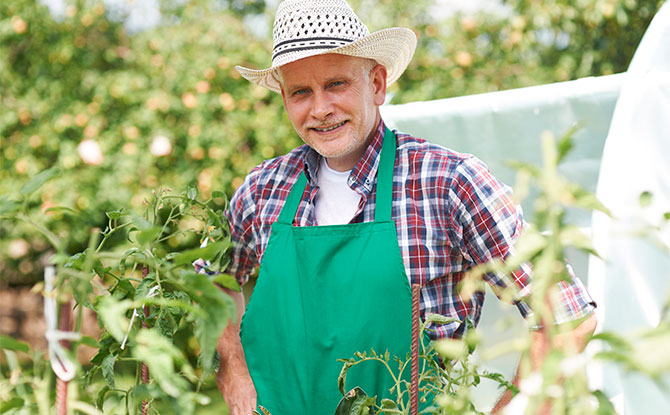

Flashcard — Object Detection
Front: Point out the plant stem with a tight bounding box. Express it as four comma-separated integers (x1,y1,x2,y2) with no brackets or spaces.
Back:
133,362,141,415
97,221,131,253
157,205,179,244
17,212,62,251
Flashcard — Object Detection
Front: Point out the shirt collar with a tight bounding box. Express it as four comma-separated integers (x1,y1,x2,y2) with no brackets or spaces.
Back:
303,119,386,194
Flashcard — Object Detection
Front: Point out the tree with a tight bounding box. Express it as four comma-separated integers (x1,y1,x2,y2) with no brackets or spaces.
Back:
0,0,296,285
0,0,663,285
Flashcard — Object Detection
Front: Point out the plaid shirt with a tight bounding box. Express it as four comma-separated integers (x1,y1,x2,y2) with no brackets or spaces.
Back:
222,120,595,340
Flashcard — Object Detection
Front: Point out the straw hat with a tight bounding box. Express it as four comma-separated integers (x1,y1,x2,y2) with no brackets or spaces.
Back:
235,0,417,94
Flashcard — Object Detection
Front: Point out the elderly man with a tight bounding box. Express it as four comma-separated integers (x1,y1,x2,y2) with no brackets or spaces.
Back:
214,1,597,414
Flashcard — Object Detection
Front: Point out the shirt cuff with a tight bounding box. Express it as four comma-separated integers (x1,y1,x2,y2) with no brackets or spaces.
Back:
519,273,598,330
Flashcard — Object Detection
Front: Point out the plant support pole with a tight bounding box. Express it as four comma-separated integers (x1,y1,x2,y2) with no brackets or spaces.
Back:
45,264,79,415
55,302,71,415
411,284,421,415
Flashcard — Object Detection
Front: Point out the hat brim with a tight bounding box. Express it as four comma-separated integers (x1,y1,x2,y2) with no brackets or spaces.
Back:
235,27,417,94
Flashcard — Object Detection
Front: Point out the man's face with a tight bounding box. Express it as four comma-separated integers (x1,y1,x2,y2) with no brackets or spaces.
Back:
280,54,387,171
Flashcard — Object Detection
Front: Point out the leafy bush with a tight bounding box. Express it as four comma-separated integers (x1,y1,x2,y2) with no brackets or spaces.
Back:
1,169,236,414
0,0,663,286
0,0,298,286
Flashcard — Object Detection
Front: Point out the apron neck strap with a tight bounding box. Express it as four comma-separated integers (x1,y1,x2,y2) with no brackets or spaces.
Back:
375,127,396,222
278,172,308,224
277,127,397,224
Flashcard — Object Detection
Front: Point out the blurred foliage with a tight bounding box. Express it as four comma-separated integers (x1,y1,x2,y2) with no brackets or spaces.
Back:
0,0,296,286
1,181,236,414
357,0,664,101
0,0,664,286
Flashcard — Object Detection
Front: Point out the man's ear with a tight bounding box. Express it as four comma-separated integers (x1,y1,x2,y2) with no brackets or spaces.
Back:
370,64,387,106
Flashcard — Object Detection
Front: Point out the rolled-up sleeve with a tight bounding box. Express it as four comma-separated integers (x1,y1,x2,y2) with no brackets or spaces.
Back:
452,156,596,324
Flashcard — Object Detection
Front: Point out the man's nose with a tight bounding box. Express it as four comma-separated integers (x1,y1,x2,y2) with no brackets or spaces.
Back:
310,91,334,120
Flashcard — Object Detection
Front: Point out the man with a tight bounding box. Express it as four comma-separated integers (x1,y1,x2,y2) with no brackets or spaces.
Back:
213,1,597,414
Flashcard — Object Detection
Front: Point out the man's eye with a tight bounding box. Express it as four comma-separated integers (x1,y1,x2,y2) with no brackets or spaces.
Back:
329,81,345,88
293,88,308,96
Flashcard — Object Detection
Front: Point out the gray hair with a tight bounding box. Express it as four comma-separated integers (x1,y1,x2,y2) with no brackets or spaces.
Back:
274,56,380,91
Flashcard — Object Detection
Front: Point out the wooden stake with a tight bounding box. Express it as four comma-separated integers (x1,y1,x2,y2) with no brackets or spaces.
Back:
56,302,71,415
411,284,421,415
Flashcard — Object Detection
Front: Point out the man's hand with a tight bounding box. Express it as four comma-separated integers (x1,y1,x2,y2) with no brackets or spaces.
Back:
216,353,256,415
216,289,257,415
491,312,598,414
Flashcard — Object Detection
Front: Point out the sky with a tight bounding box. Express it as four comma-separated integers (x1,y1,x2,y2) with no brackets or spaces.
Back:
40,0,508,34
41,0,163,33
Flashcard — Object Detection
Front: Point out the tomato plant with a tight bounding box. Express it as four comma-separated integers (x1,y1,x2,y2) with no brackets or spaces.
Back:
0,170,236,414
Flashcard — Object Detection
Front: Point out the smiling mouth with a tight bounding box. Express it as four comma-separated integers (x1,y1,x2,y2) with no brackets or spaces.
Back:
311,121,347,132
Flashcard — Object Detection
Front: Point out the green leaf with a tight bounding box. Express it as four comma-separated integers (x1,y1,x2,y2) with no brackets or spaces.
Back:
0,196,22,215
380,399,398,411
20,167,61,195
183,272,235,372
106,209,128,220
101,354,116,389
93,261,106,278
335,387,376,415
170,240,230,267
96,385,111,409
556,131,575,163
424,313,460,326
212,273,241,292
132,328,192,397
510,228,547,262
137,226,162,246
132,383,163,402
639,191,653,208
0,397,25,412
132,214,153,231
113,278,136,297
134,275,155,300
79,335,99,348
65,252,87,269
629,330,670,375
506,160,542,177
572,186,612,216
72,274,94,309
164,290,190,322
45,206,76,215
482,371,518,393
90,333,115,365
96,296,133,342
559,225,599,256
433,338,468,360
465,328,481,354
156,314,176,340
0,335,30,353
590,332,633,352
593,390,617,415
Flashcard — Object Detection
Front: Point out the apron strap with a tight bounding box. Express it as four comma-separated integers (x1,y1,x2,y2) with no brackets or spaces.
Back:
375,127,397,222
277,172,308,224
277,127,397,224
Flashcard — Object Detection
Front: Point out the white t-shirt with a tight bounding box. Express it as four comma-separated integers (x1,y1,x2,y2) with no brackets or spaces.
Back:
315,157,362,226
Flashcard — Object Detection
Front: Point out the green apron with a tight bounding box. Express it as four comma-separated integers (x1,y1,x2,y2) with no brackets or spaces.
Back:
240,128,413,415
